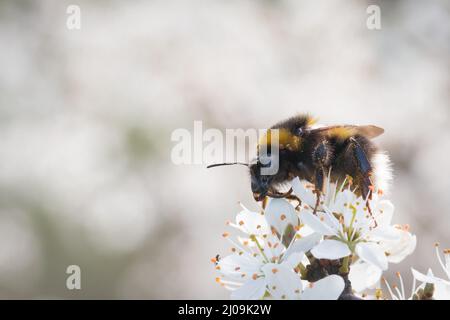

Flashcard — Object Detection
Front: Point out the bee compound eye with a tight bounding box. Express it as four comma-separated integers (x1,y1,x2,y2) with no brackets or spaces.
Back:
296,127,304,136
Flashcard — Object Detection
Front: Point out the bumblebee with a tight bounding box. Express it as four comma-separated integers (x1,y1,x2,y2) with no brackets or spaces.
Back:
208,114,391,210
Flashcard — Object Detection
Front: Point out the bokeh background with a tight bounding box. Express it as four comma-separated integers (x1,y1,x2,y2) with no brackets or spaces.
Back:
0,0,449,299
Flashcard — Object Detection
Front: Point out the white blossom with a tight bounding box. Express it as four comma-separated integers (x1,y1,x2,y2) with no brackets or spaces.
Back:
292,177,415,276
349,260,382,292
214,200,344,300
411,244,450,300
214,174,422,300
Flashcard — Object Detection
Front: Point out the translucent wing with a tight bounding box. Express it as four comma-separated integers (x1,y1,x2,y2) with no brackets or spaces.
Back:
309,125,384,139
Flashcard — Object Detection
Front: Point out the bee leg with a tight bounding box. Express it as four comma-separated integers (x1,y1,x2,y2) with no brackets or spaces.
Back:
285,194,302,210
313,169,324,215
312,141,332,215
267,187,294,198
348,137,377,226
348,137,373,199
267,188,302,209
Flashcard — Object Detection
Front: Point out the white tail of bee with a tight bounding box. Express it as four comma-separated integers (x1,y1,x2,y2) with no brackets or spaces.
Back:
372,152,393,195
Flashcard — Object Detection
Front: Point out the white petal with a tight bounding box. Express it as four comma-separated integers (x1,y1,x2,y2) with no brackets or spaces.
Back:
373,200,394,226
311,240,351,260
283,252,304,270
355,242,388,271
291,178,316,208
297,224,315,237
262,263,303,300
368,225,402,241
235,207,270,236
301,211,337,236
218,254,262,281
264,198,299,236
284,233,322,259
411,268,450,286
348,261,382,292
380,229,416,263
320,207,341,231
230,278,267,300
434,282,450,300
259,233,285,261
388,237,417,264
332,189,356,221
301,275,345,300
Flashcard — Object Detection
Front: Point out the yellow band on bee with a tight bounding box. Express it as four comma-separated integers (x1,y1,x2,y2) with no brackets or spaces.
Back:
259,129,301,151
306,116,319,126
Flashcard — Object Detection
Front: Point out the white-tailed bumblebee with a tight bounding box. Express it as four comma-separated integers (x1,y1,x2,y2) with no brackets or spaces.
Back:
208,114,391,210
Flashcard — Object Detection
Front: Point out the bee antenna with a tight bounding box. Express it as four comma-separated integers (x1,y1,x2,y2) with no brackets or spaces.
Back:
206,162,249,169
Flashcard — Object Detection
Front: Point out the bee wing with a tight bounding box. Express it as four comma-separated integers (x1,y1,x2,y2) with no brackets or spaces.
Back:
309,125,384,139
352,125,384,138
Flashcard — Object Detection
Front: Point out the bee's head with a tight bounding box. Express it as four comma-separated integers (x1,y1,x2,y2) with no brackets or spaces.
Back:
249,158,275,201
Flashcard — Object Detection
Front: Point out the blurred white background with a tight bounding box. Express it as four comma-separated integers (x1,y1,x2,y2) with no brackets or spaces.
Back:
0,0,449,298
